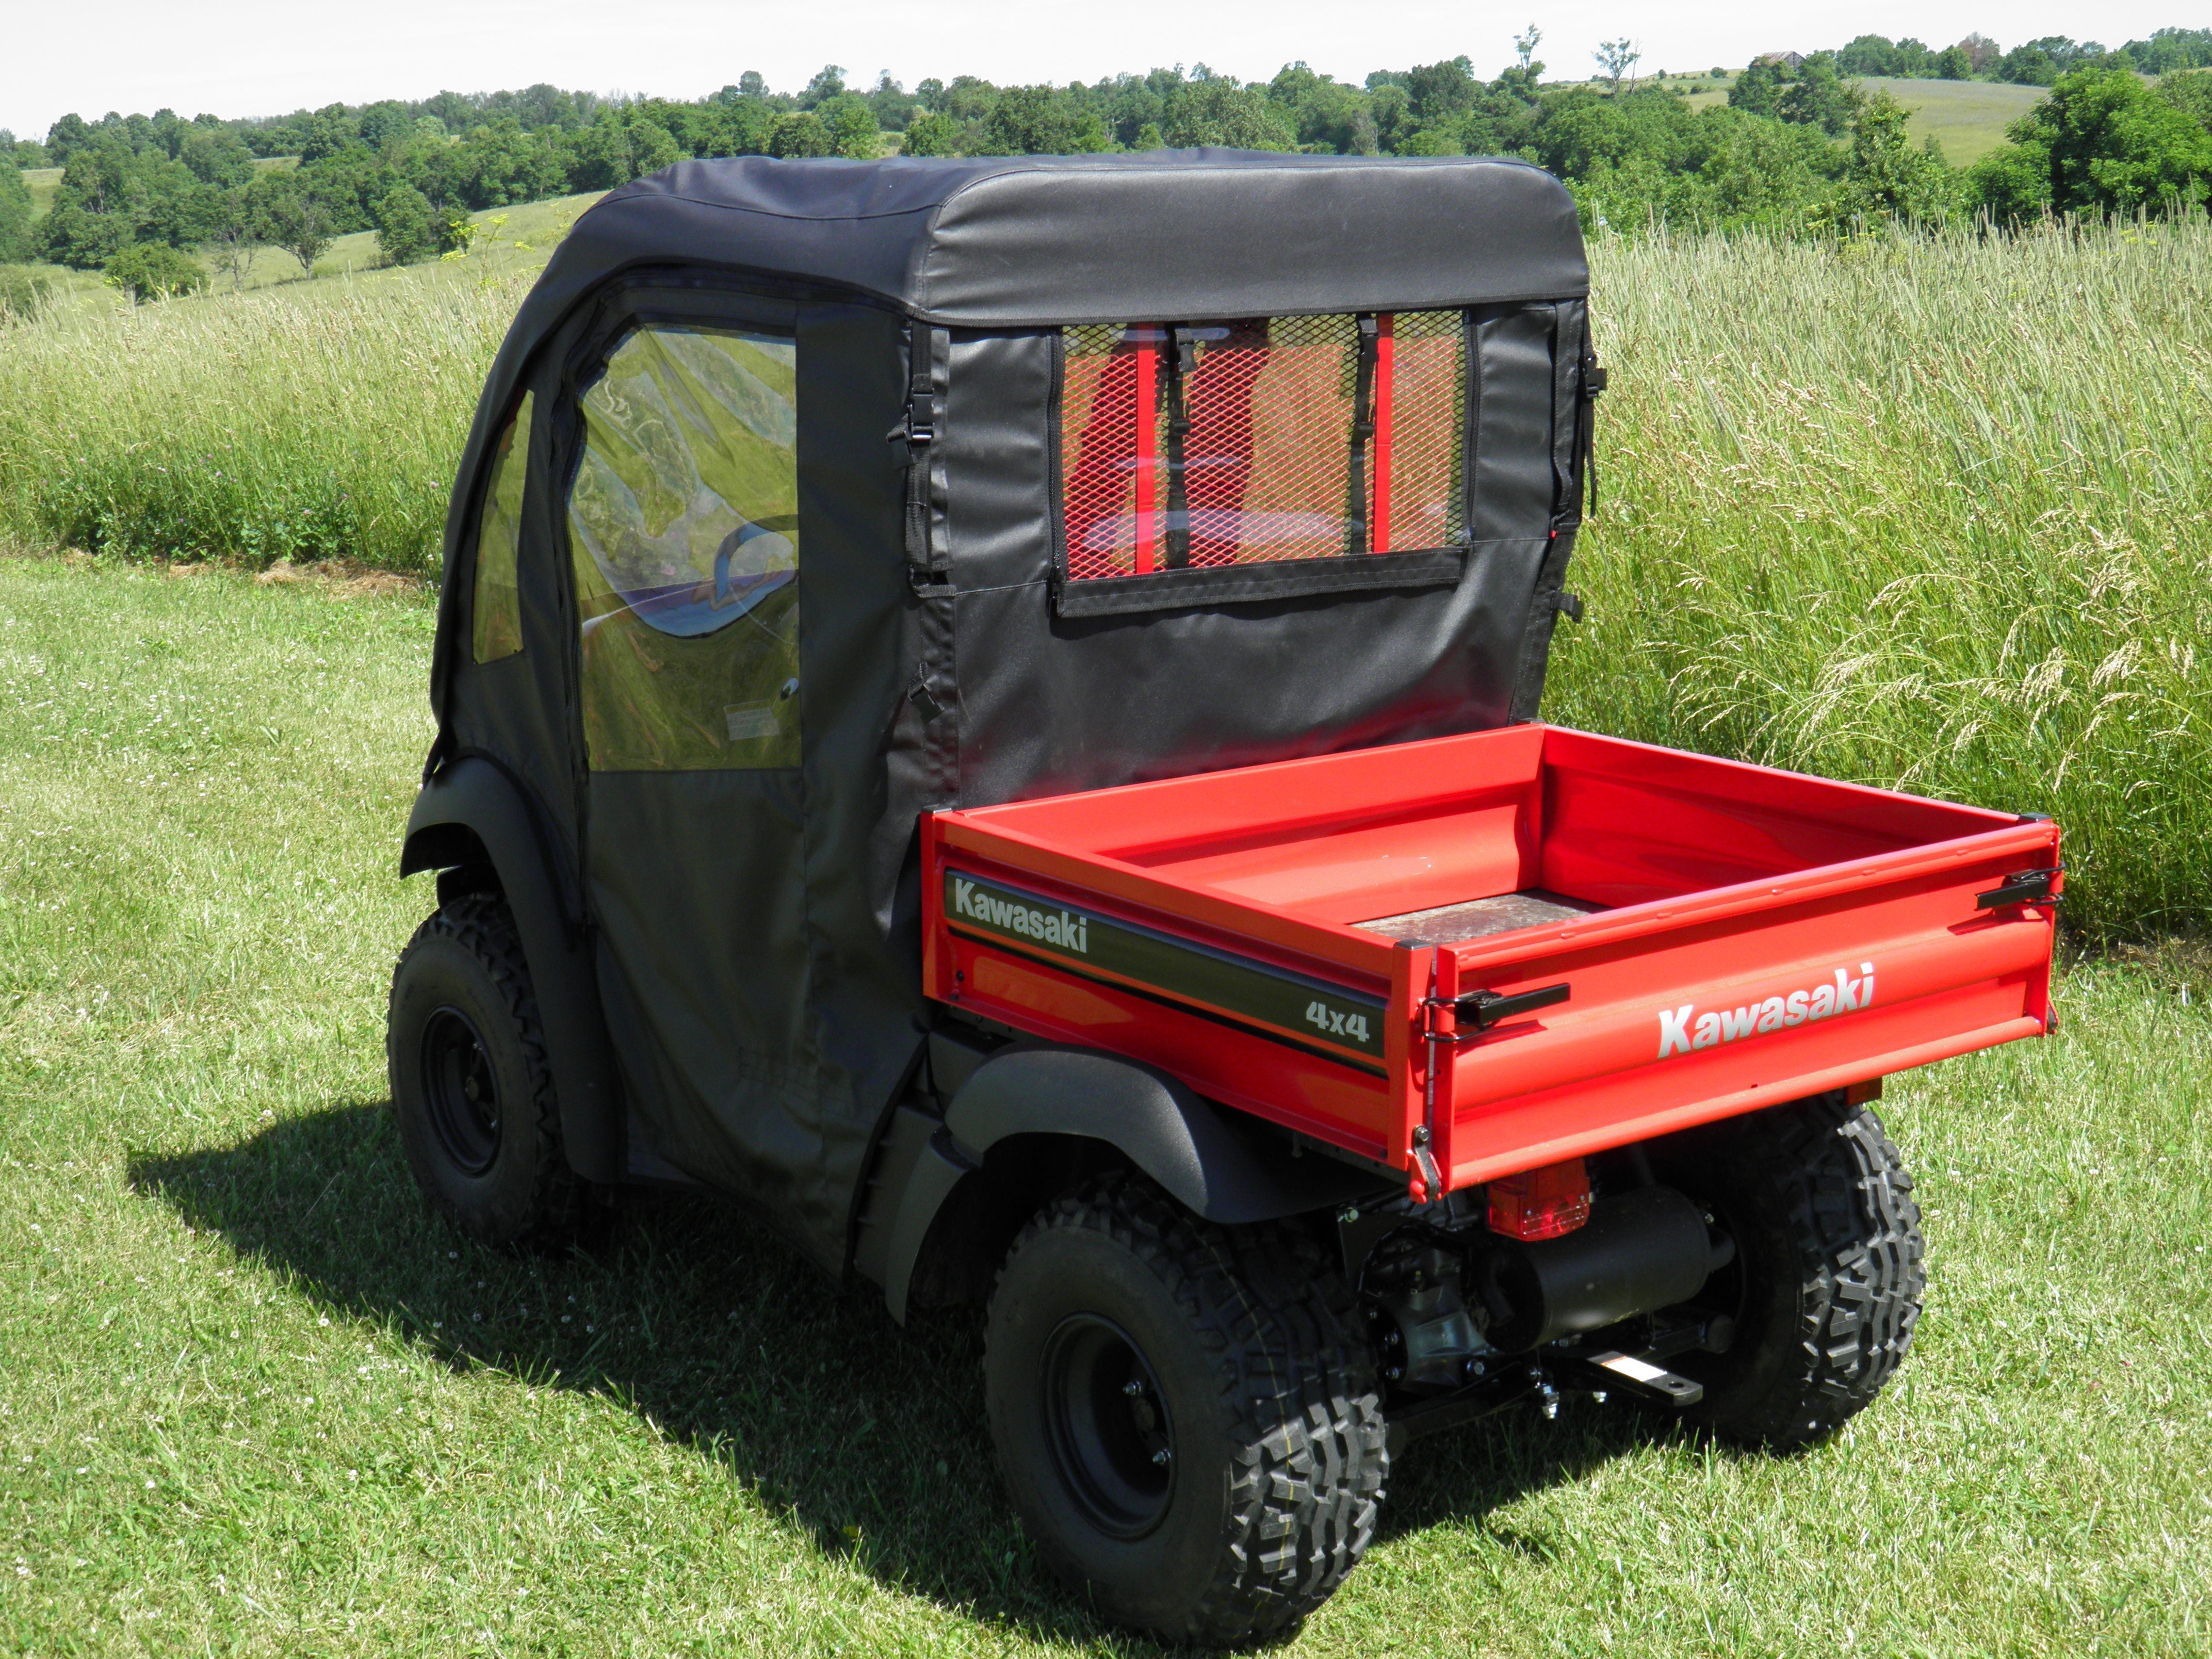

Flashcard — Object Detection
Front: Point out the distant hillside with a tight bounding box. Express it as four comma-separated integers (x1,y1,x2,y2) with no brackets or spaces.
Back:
1857,77,2044,164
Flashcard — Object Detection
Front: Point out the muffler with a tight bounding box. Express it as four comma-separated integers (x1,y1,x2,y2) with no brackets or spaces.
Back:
1477,1185,1725,1353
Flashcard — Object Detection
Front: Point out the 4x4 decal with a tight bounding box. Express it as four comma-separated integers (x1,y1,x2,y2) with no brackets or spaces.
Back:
1656,963,1876,1059
945,869,1387,1068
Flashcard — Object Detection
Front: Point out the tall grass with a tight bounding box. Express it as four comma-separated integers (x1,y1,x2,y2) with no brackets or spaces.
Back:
1,219,2207,932
1550,219,2212,937
0,270,528,573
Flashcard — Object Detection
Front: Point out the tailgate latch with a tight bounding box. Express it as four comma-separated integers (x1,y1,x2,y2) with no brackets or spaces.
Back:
1976,866,2062,910
1428,983,1571,1040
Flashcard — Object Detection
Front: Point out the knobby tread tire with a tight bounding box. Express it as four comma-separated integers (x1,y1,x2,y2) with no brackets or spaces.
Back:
1681,1095,1925,1449
988,1174,1386,1646
386,894,581,1244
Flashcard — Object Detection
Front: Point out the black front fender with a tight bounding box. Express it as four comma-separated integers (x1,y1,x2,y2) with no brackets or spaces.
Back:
400,757,624,1183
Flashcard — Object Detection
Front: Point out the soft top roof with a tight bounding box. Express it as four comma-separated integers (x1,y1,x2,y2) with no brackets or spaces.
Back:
527,149,1587,330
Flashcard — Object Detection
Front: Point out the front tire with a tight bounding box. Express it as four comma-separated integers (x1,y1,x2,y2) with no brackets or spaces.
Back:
386,894,581,1244
984,1174,1385,1646
1661,1094,1925,1448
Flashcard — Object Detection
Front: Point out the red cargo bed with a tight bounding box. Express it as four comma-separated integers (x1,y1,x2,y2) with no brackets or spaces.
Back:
921,724,2059,1199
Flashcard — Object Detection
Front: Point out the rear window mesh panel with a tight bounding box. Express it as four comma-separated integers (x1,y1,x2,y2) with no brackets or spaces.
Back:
1060,312,1466,582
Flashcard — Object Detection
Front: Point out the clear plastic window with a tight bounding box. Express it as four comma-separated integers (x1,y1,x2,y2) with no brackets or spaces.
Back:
1061,311,1466,581
470,393,532,664
567,326,800,771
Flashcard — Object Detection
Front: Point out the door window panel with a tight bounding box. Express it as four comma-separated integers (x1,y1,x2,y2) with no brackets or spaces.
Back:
568,326,800,771
470,392,532,664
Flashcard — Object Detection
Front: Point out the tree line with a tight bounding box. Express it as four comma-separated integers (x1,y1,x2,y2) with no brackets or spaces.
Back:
7,26,2212,299
1827,27,2212,84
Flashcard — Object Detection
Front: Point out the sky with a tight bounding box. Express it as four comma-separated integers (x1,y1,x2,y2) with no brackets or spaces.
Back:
2,0,2196,141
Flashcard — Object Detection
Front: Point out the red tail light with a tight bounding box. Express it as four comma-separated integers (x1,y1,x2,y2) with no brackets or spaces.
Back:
1488,1158,1592,1241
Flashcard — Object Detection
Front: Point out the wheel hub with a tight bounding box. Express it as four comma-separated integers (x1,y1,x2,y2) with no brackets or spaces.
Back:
1039,1314,1174,1540
420,1006,501,1176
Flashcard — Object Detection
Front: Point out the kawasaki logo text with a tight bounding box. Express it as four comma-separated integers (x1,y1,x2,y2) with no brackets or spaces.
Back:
1655,963,1875,1060
952,877,1089,955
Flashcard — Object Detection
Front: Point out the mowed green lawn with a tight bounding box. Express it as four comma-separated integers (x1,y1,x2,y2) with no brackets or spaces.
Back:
1,552,2209,1655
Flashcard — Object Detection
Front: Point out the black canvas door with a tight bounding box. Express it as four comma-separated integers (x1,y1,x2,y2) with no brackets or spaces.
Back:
558,302,855,1266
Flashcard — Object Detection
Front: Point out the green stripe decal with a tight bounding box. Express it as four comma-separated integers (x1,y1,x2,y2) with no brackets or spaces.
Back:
944,870,1387,1063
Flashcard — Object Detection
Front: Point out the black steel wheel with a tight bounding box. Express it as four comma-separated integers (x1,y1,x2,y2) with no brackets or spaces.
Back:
984,1173,1385,1647
1654,1092,1925,1449
1039,1313,1175,1540
419,1007,501,1176
386,894,581,1244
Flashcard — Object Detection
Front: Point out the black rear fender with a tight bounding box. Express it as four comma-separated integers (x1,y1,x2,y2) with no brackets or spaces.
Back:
860,1044,1391,1323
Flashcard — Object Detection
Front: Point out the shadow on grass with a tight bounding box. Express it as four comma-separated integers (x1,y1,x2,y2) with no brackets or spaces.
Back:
129,1101,1675,1647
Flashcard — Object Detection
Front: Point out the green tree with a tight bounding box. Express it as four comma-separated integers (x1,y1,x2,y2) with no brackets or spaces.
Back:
1936,45,1973,79
1729,60,1784,117
2005,65,2212,215
980,86,1109,155
177,125,255,188
208,186,260,289
1777,54,1861,136
1593,38,1640,92
628,117,681,175
455,119,566,206
767,112,833,158
1404,57,1478,124
103,242,205,302
1841,91,1962,222
818,93,882,158
296,104,358,164
372,184,438,263
866,72,917,132
2000,45,2060,87
0,163,35,264
900,111,961,156
800,66,848,109
2155,70,2212,135
1969,141,2053,220
1163,80,1292,150
247,170,331,275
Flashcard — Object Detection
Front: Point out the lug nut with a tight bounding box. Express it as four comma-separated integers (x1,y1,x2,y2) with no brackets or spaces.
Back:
1123,1380,1144,1396
1151,1448,1172,1467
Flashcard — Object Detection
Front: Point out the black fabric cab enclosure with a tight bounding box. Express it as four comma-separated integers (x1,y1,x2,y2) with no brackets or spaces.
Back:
419,150,1598,1275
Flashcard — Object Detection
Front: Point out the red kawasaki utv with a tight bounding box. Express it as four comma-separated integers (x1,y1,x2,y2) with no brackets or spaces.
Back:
387,151,2060,1645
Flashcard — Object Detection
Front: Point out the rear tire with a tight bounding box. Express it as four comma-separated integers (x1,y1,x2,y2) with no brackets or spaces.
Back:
386,894,582,1245
983,1173,1385,1646
1661,1094,1925,1449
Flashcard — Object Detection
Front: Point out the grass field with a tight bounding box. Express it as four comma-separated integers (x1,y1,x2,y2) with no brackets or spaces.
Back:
1678,77,2043,165
12,190,597,316
1551,220,2212,938
0,552,2206,1656
20,167,59,219
1857,78,2043,166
